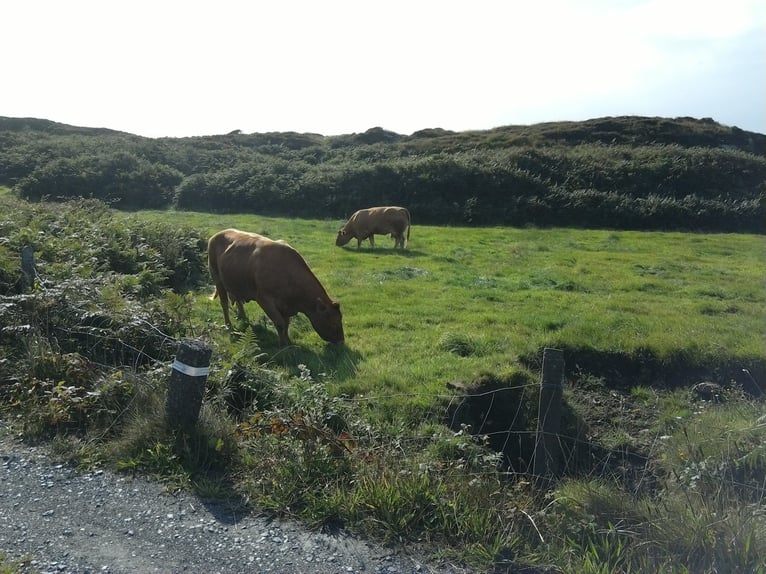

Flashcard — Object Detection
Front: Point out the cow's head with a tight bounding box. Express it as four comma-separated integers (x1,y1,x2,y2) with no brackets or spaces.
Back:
335,229,352,246
309,298,345,343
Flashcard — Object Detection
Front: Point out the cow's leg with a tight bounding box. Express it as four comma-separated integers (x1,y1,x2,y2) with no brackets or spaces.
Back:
235,300,248,322
257,297,291,346
369,234,375,249
216,285,233,328
276,318,291,346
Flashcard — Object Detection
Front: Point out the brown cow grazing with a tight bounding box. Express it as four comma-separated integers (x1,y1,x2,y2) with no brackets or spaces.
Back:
336,206,411,249
208,228,344,346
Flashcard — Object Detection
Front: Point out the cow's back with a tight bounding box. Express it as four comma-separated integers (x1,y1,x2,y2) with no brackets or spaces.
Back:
209,229,319,301
351,206,408,234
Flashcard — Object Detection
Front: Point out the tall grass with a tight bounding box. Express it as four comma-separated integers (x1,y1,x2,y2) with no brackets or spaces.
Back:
538,385,766,573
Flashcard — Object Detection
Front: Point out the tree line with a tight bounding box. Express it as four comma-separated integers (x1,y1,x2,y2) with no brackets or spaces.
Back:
1,115,764,233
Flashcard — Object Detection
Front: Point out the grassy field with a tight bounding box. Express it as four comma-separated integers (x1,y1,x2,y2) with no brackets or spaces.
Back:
147,210,765,397
3,193,765,572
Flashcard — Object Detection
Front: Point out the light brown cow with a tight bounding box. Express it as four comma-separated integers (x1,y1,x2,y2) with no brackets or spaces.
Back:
208,228,344,346
336,206,411,249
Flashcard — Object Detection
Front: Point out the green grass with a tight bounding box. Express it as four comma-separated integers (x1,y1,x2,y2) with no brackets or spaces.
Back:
143,210,765,407
3,195,765,572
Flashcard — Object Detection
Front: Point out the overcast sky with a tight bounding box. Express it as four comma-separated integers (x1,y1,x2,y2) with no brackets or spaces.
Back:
2,0,764,138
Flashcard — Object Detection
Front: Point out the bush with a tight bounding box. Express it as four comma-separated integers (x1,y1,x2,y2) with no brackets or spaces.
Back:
14,152,182,209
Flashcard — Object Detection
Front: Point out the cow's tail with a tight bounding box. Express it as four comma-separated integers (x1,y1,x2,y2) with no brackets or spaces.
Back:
406,209,411,243
208,252,224,302
210,286,235,309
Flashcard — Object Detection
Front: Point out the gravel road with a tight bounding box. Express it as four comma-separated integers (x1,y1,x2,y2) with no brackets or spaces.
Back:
0,422,473,574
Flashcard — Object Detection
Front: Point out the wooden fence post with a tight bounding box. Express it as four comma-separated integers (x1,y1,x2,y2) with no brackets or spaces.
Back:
165,339,212,430
533,347,565,486
21,245,35,291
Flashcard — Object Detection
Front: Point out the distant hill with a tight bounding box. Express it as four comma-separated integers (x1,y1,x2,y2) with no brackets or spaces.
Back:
408,116,766,156
0,116,135,138
1,115,763,232
2,114,763,155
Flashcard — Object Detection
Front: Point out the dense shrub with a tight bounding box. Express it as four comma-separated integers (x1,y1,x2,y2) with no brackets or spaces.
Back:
0,196,207,294
14,152,182,209
3,115,765,232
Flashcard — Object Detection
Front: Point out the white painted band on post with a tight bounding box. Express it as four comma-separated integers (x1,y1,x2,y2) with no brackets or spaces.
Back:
171,359,210,377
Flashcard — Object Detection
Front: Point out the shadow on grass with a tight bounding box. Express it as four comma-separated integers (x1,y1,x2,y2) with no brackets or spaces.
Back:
229,319,362,384
337,245,426,257
520,346,765,396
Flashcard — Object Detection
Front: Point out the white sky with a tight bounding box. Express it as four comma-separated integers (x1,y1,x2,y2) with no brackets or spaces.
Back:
2,0,764,138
